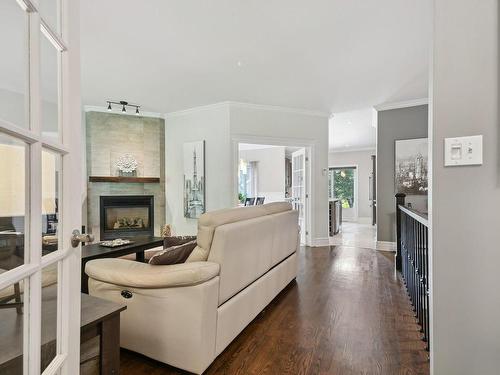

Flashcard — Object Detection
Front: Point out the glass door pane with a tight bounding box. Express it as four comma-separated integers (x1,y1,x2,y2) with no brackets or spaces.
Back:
39,0,60,34
41,263,59,372
0,133,28,270
42,149,61,255
0,1,29,129
41,34,61,141
0,281,26,374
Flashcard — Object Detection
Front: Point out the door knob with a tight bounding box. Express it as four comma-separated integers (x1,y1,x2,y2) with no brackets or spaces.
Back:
71,230,94,248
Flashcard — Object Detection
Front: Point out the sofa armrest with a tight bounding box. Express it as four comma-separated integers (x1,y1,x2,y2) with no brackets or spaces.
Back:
85,258,220,289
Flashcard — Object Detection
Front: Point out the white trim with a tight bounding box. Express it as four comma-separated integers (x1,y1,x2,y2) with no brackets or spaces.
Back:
15,0,37,12
40,19,67,52
329,146,376,153
165,101,330,119
164,102,229,118
231,134,316,247
0,264,39,290
84,105,164,119
374,98,429,112
312,237,330,247
376,241,396,252
399,205,429,226
0,119,40,144
356,217,372,224
227,101,330,118
42,138,70,155
42,353,67,375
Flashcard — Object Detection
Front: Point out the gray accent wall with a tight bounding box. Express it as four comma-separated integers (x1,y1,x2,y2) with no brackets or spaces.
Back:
431,1,499,373
376,105,428,242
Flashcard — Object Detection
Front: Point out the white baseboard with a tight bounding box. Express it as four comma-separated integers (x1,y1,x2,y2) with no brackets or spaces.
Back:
376,241,396,252
356,217,372,224
311,237,330,247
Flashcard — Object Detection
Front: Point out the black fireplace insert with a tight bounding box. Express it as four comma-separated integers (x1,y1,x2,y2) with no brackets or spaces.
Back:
99,195,154,240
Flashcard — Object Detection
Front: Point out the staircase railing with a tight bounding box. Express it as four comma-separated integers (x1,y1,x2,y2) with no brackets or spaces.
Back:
395,193,430,351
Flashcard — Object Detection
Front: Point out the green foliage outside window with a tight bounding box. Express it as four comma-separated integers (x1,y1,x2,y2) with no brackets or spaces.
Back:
329,168,355,208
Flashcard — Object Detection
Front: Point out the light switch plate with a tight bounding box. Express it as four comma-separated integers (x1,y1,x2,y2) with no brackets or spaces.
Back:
444,135,483,166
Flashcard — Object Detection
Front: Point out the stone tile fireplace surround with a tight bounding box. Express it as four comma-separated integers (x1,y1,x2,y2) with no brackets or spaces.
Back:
85,111,165,240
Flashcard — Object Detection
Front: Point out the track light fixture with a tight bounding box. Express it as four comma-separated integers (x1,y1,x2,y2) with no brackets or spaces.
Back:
106,100,141,115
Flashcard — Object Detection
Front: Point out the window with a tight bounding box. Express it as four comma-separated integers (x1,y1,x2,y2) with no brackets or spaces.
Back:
329,167,356,209
238,159,258,201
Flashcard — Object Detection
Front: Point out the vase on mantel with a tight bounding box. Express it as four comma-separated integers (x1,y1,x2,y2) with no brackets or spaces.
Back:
118,170,137,177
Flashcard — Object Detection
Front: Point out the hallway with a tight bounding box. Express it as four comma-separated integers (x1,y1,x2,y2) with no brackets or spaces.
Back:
121,245,429,375
330,221,377,250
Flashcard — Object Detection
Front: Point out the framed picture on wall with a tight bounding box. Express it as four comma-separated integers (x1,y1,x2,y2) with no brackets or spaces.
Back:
395,138,428,195
183,140,206,218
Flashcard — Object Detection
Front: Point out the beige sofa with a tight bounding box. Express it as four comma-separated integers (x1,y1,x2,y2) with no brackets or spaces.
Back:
85,202,299,374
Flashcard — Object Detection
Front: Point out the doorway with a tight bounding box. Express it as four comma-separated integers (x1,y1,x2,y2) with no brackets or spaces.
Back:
328,166,358,221
235,141,310,245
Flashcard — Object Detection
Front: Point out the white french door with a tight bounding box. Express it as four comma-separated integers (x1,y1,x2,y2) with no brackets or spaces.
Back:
291,148,307,244
0,0,82,374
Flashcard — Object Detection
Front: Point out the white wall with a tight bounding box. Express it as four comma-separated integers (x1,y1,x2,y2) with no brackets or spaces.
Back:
229,102,330,245
164,102,329,246
328,149,375,221
239,146,285,203
165,103,231,235
431,1,500,374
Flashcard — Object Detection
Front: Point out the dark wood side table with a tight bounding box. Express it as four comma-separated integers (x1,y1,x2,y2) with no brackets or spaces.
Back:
81,293,126,374
0,288,126,374
81,236,164,293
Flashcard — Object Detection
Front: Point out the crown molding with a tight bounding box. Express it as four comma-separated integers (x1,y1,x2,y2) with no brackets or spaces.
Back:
164,101,330,119
374,98,428,112
164,102,230,119
329,146,376,154
84,105,164,119
227,101,330,118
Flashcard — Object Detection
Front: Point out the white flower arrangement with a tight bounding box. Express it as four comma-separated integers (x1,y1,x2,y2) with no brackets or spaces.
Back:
116,153,138,173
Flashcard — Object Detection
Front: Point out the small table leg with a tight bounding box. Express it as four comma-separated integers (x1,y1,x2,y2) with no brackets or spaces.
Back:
136,251,145,263
100,314,120,375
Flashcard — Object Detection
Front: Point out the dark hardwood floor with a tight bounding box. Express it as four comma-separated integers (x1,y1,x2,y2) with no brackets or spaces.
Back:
121,245,430,375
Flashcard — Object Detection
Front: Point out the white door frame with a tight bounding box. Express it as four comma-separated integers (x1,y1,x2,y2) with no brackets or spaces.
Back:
231,134,315,246
0,0,82,373
328,164,359,222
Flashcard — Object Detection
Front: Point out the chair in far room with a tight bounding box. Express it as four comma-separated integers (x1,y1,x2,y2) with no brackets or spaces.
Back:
244,197,255,206
255,197,265,205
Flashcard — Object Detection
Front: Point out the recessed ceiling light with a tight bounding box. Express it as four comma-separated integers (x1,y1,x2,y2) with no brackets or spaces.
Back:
237,61,243,67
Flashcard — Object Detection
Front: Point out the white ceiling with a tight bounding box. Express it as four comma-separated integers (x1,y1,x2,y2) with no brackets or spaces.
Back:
80,0,432,114
329,108,376,152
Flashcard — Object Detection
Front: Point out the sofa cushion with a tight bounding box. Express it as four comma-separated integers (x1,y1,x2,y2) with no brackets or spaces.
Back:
195,202,292,258
185,245,210,263
164,235,197,249
86,258,220,288
149,240,197,265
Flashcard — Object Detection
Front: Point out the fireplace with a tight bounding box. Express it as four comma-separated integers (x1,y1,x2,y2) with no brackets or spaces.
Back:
99,195,154,240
